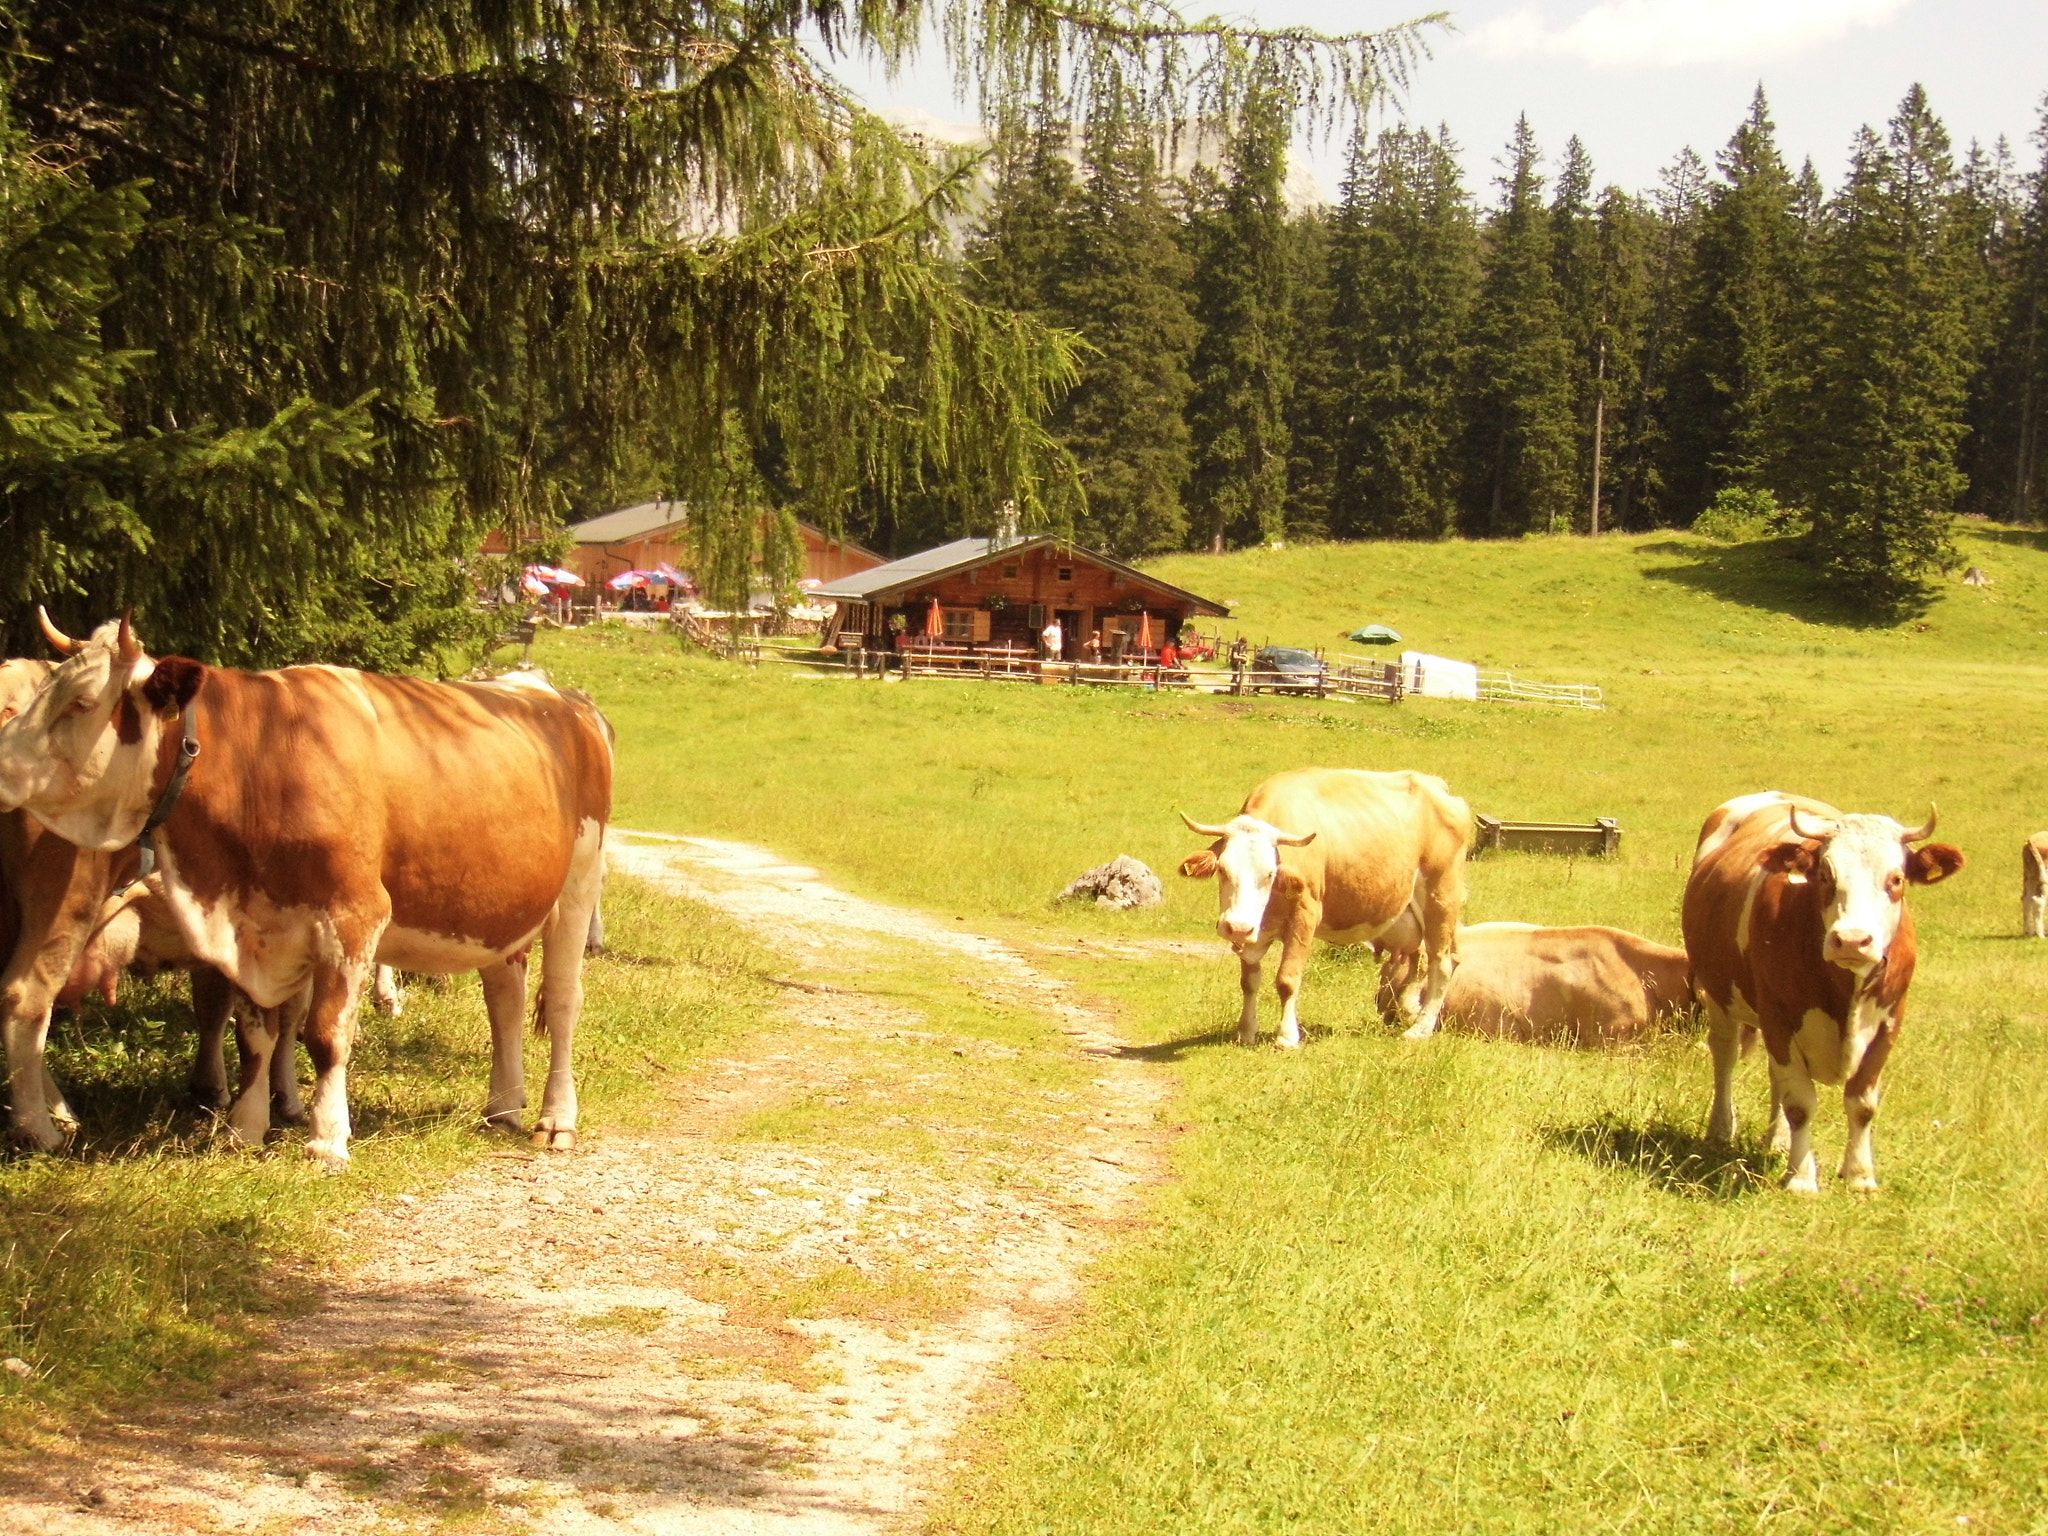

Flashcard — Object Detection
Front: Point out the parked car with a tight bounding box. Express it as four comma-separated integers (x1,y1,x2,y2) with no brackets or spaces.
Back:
1249,646,1326,694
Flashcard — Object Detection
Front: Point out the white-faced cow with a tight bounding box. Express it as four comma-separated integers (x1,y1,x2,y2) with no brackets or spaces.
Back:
1375,922,1694,1048
1683,791,1964,1194
1179,767,1470,1048
4,655,315,1147
0,616,612,1168
2023,832,2048,938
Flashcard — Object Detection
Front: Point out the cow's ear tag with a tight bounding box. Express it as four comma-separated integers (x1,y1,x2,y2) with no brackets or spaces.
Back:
1179,850,1219,880
1782,870,1808,885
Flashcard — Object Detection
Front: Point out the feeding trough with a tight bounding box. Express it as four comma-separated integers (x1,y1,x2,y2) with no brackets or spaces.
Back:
1471,815,1621,859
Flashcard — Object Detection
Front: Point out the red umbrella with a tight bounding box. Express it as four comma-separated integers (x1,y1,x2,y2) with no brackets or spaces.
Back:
924,597,944,638
1138,612,1154,649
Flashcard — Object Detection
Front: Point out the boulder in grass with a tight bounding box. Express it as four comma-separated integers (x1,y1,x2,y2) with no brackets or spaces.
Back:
1060,856,1164,910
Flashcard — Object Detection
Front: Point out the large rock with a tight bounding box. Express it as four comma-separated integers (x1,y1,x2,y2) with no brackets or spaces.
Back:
1059,856,1164,911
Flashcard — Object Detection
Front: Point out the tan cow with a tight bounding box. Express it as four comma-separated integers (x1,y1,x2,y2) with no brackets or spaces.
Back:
2023,832,2048,938
1684,791,1963,1194
1179,767,1470,1048
1374,922,1694,1047
0,616,612,1168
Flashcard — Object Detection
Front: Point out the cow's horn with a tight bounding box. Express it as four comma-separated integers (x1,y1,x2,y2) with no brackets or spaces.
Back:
37,606,82,656
1900,804,1938,843
1273,828,1319,848
1179,811,1232,839
116,610,141,663
1786,805,1831,842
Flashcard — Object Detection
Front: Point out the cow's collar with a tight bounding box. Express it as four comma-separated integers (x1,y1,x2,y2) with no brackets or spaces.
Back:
135,698,202,882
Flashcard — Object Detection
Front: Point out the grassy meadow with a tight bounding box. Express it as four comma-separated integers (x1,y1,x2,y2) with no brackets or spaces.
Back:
527,524,2048,1533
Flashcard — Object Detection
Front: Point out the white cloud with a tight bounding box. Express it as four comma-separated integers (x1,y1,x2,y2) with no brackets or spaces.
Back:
1472,0,1912,67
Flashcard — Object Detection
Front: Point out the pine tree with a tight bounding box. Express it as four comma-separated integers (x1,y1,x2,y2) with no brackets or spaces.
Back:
1663,88,1808,523
1993,111,2048,521
1583,186,1659,533
1549,136,1606,531
1183,88,1294,550
4,1,1422,664
1051,106,1201,556
1324,125,1477,538
1801,88,1977,609
1956,128,2040,518
1461,116,1576,536
1610,150,1709,529
1281,205,1339,542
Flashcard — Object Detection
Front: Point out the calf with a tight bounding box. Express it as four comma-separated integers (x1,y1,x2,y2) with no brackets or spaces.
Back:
1683,791,1963,1194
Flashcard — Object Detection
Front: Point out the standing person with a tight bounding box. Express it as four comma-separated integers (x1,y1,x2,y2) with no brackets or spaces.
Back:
1084,629,1104,663
1041,614,1064,661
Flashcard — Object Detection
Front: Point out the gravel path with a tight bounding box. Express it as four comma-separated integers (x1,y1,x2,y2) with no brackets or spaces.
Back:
2,835,1174,1535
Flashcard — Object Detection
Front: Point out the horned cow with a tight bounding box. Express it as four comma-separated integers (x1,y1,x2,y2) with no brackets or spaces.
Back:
1683,791,1963,1194
1179,767,1471,1048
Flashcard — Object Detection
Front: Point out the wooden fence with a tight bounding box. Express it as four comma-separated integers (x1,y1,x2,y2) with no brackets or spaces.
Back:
1475,670,1603,710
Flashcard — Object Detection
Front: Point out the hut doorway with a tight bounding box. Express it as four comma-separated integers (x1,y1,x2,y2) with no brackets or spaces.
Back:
1054,608,1083,661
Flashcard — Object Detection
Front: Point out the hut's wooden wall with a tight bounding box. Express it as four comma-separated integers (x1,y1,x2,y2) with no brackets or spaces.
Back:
886,544,1197,651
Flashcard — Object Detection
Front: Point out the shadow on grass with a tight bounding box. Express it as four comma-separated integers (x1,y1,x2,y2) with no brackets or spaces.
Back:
1544,1112,1776,1200
13,974,487,1162
1968,523,2048,552
1638,537,1889,629
1114,1027,1239,1063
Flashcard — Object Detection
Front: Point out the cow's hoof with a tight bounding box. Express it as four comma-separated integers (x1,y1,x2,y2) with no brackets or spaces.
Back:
1842,1174,1879,1194
303,1140,351,1172
9,1125,67,1155
188,1086,231,1114
271,1100,308,1127
1274,1034,1303,1051
532,1126,577,1152
483,1111,526,1138
1781,1170,1820,1196
1400,1021,1438,1040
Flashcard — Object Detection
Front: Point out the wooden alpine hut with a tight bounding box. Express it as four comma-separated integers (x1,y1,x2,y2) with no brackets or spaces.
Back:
814,532,1229,664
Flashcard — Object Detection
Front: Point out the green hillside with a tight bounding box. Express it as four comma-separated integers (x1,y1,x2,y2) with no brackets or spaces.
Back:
532,524,2048,1534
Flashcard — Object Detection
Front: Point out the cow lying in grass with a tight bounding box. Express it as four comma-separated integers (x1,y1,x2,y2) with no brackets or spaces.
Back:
1374,922,1695,1047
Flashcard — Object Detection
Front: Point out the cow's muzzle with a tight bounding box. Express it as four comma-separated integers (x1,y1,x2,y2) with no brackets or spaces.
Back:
1824,928,1879,969
1218,918,1257,947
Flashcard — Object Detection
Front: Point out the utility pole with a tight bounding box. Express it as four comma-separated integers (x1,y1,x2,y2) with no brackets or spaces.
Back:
1588,329,1608,536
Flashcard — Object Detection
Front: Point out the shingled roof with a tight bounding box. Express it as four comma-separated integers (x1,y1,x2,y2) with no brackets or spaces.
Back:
814,535,1228,615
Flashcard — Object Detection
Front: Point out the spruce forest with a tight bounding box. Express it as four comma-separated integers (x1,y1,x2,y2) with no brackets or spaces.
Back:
955,85,2048,617
1,0,2044,667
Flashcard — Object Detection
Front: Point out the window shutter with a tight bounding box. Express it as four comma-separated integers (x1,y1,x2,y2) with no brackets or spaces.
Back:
972,610,991,641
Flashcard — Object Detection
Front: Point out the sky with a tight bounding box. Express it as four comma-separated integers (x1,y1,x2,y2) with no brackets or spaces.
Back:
839,0,2048,204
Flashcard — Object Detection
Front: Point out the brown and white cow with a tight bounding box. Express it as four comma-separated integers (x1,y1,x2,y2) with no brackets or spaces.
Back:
1179,767,1470,1048
1683,791,1964,1194
4,656,313,1147
0,617,612,1168
2023,832,2048,938
1375,922,1693,1047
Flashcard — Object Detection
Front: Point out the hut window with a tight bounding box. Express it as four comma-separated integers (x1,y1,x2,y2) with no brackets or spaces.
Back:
941,607,989,641
1002,563,1019,579
1057,567,1073,582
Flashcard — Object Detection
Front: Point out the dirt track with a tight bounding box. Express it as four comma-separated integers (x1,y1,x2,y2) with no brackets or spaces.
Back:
0,836,1173,1534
